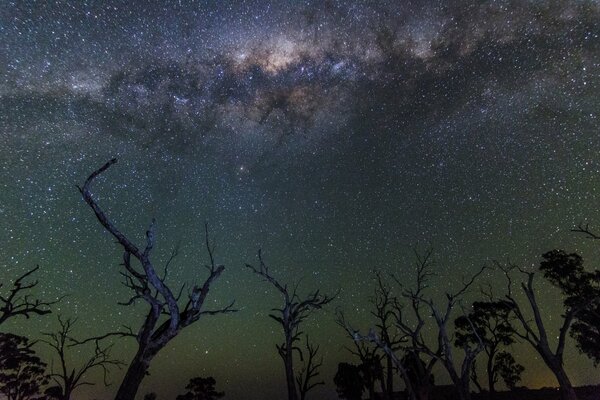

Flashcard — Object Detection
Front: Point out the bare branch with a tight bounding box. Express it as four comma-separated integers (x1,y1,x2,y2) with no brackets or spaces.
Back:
78,160,235,399
0,266,60,325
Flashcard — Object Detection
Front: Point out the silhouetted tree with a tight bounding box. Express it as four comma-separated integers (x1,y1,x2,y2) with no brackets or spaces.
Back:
570,302,600,364
334,363,364,400
41,316,123,400
246,250,335,400
500,250,597,400
372,272,404,399
0,266,58,325
78,159,236,400
401,351,434,400
336,310,382,399
0,332,49,400
454,299,518,398
569,224,600,366
176,376,224,400
295,336,324,400
494,351,523,391
390,249,487,400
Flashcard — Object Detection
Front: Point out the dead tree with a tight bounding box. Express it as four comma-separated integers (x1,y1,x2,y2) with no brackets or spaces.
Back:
335,272,403,400
246,250,335,400
335,310,382,400
392,249,486,400
295,336,324,400
41,316,123,400
373,271,405,399
498,250,589,400
351,328,417,400
78,159,236,400
389,249,437,400
0,266,58,325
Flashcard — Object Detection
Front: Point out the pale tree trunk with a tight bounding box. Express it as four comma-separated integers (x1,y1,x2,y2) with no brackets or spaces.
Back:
79,159,235,400
246,251,334,400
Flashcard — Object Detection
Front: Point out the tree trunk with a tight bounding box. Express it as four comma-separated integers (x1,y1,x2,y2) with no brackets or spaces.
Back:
416,383,431,400
283,341,298,400
487,354,495,400
386,354,393,400
114,351,152,400
551,365,577,400
539,348,577,400
367,381,376,400
457,376,472,400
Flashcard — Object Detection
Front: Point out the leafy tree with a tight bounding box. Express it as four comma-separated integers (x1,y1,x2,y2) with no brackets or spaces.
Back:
455,300,516,397
494,351,524,391
0,332,49,400
333,363,364,400
570,300,600,364
176,376,224,400
501,249,598,400
567,225,600,366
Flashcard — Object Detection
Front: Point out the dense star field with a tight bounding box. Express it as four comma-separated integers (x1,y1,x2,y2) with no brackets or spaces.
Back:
1,0,600,399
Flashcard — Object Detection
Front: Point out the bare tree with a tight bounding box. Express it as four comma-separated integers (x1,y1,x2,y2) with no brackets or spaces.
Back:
373,271,405,399
246,250,335,400
388,249,437,400
42,316,123,400
498,249,593,400
335,271,404,400
295,336,324,400
392,249,486,400
350,328,417,400
0,266,58,325
78,159,236,400
335,310,382,400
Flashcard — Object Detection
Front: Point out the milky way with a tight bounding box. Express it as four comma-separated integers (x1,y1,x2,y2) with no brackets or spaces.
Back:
1,1,600,399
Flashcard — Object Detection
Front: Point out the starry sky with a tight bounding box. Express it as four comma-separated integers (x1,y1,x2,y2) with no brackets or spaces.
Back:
1,0,600,399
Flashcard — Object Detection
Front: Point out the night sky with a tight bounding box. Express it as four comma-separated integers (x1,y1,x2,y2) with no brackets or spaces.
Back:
1,0,600,399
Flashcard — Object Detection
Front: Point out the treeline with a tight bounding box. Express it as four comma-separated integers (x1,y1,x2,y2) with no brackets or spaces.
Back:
1,159,599,400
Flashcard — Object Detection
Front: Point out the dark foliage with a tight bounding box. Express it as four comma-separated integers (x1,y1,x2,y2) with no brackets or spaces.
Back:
176,376,224,400
538,250,600,366
401,351,434,399
333,363,364,400
570,301,600,365
0,332,49,400
494,352,524,391
501,249,597,400
455,300,518,394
